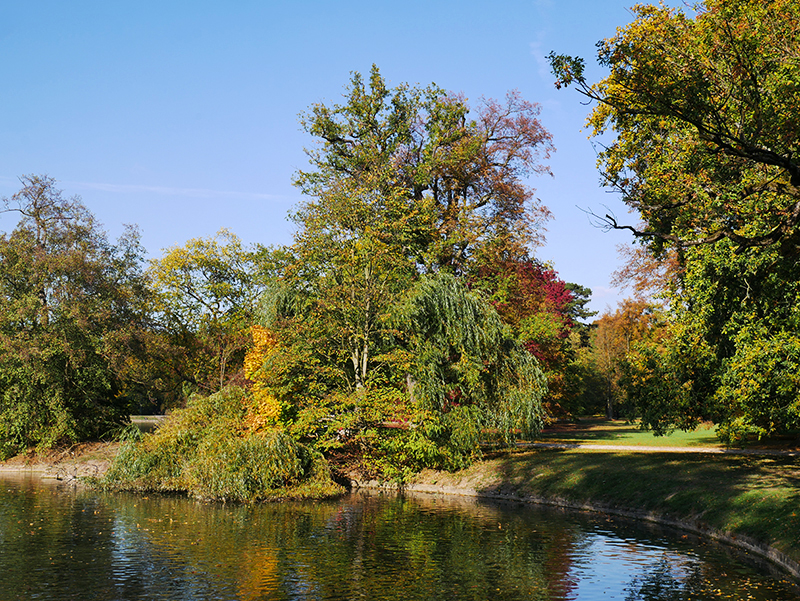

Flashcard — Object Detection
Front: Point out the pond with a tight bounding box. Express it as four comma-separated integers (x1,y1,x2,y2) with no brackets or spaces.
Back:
0,473,797,600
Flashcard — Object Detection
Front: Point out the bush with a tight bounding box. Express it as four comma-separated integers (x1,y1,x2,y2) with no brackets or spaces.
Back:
101,386,344,501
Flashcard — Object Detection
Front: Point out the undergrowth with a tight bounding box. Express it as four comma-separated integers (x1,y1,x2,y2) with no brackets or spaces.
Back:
100,386,344,502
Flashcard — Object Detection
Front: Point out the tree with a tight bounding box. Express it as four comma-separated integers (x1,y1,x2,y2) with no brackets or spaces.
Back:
295,65,554,274
623,242,800,443
401,273,546,450
249,67,554,474
0,175,149,456
282,65,554,397
470,251,592,416
147,229,265,397
610,243,680,305
550,0,800,442
591,299,665,419
549,0,800,253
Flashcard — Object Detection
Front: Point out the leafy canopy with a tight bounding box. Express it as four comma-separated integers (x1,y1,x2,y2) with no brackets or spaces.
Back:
550,0,800,253
0,175,149,456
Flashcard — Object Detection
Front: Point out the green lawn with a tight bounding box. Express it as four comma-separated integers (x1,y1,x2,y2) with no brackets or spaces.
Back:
534,419,721,448
414,446,800,572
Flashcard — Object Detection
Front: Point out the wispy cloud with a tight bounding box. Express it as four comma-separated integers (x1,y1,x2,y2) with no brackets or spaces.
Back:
0,175,286,202
529,31,552,82
66,180,283,202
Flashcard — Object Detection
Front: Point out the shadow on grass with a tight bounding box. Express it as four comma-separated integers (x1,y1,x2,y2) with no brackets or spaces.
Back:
535,419,721,447
473,449,800,559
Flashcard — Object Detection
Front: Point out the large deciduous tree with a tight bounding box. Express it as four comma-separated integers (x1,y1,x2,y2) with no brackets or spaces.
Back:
147,229,265,398
253,67,554,472
550,0,800,442
283,65,554,395
0,175,149,457
294,65,554,274
550,0,800,252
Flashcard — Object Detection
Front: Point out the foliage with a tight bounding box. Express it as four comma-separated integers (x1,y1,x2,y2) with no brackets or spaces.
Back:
295,64,553,274
0,175,149,458
146,229,265,402
550,0,800,252
248,272,548,479
589,299,667,420
101,386,344,501
624,242,800,443
715,326,800,445
403,273,546,441
240,67,555,479
470,251,594,416
551,0,800,443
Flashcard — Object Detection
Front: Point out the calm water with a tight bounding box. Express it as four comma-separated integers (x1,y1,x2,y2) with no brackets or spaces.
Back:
0,473,798,601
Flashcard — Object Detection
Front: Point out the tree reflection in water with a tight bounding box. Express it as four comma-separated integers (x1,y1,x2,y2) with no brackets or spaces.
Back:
0,476,798,600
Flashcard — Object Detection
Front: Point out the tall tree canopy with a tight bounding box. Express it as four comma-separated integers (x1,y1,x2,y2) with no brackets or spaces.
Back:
0,176,149,457
551,0,800,443
281,65,555,396
147,230,264,398
294,65,554,273
251,67,554,474
550,0,800,252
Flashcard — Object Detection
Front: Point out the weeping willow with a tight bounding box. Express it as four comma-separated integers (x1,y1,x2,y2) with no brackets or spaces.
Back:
402,273,547,448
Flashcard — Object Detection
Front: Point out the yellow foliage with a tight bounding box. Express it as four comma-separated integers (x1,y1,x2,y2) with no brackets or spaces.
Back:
243,325,284,432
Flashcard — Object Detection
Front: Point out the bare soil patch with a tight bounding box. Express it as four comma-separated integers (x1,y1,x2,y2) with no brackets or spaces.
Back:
0,442,120,480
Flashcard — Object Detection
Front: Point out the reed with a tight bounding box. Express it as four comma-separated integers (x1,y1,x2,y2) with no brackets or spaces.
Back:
101,386,344,501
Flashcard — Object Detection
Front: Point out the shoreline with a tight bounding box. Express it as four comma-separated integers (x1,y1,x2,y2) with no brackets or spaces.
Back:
2,442,798,581
0,442,118,482
350,477,800,581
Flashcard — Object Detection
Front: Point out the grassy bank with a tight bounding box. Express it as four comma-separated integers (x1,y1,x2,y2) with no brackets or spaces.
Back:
405,446,800,574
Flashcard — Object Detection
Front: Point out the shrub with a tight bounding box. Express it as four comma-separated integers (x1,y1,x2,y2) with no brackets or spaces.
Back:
101,386,344,501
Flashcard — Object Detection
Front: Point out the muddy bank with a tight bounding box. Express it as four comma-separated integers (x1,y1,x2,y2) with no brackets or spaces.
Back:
0,442,119,481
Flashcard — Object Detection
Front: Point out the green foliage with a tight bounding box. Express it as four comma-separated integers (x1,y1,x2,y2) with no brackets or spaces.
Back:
552,1,800,443
247,68,556,479
715,326,800,445
621,240,800,443
0,175,149,458
552,0,800,251
401,273,547,449
295,64,553,274
146,229,265,402
102,386,344,501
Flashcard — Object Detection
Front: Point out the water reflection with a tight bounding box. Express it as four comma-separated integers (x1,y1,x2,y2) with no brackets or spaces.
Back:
0,473,797,600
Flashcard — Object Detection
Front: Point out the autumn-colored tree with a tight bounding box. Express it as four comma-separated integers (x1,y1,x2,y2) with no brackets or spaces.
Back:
470,250,593,416
550,0,800,252
610,244,680,305
551,0,800,442
251,67,554,473
590,299,665,419
147,230,265,399
295,65,553,274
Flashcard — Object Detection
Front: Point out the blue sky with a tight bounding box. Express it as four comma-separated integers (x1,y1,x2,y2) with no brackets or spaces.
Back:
0,1,653,314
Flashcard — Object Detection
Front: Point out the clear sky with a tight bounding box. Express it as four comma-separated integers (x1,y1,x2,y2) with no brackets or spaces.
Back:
0,0,652,314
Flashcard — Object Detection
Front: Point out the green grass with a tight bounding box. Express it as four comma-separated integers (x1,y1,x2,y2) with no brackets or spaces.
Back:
415,447,800,570
534,419,721,447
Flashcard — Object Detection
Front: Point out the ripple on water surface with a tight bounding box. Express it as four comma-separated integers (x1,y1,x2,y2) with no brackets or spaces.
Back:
0,473,798,600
